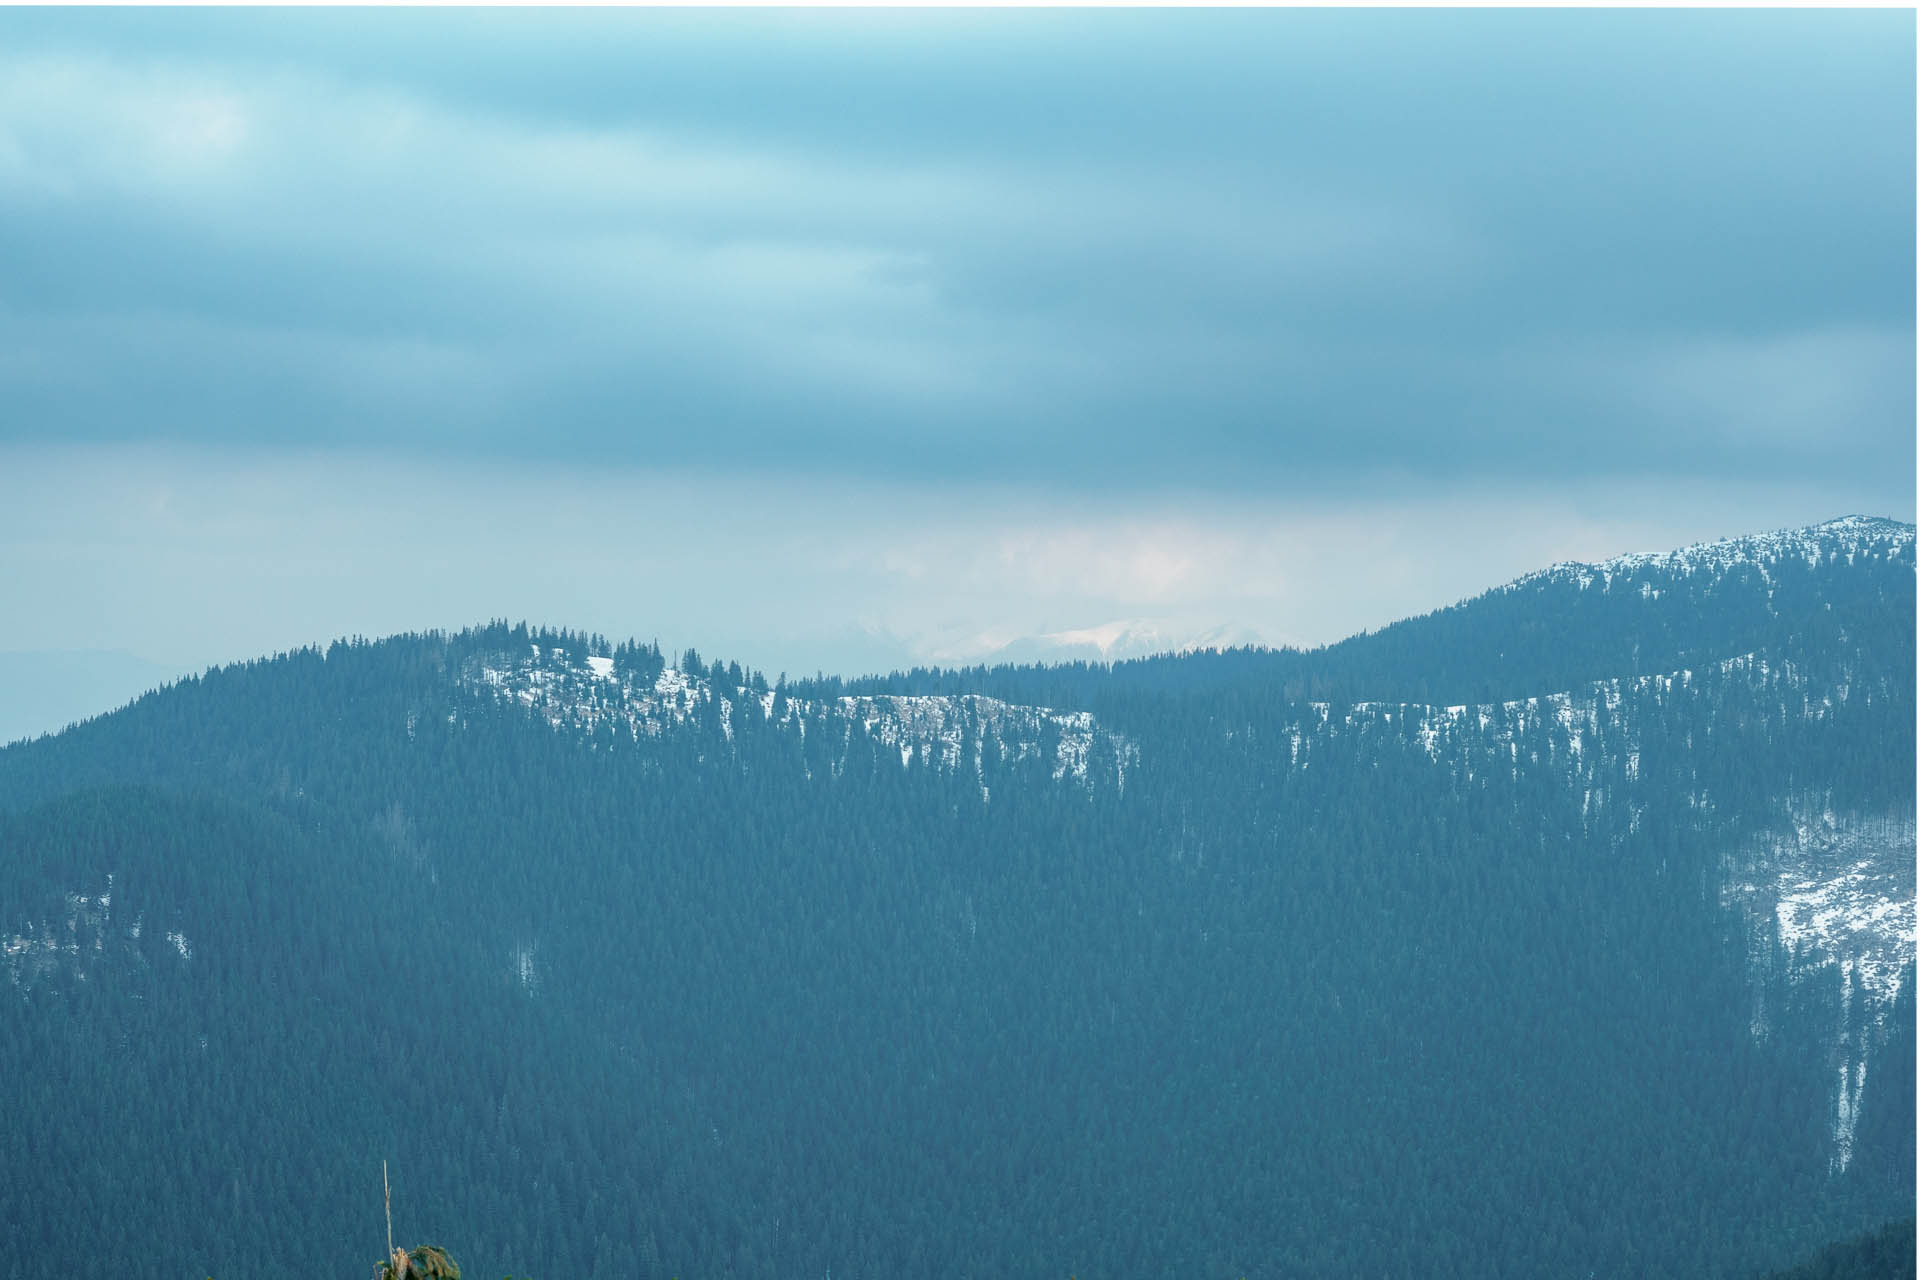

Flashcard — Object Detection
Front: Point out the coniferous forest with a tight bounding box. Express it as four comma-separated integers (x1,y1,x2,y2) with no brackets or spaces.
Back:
0,518,1913,1279
1763,1220,1916,1280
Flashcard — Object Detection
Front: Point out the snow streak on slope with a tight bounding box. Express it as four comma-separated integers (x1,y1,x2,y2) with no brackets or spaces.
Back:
459,644,1135,792
1723,805,1915,1173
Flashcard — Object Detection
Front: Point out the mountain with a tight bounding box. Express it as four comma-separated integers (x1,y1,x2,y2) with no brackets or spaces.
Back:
976,618,1268,666
0,518,1912,1279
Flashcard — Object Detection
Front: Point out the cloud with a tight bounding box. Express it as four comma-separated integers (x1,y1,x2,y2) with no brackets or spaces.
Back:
1626,329,1916,458
0,11,1909,507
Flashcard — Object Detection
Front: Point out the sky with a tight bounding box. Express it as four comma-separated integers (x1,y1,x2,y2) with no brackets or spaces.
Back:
0,8,1913,739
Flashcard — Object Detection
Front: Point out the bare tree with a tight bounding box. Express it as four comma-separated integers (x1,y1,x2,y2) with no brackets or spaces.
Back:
374,1161,461,1280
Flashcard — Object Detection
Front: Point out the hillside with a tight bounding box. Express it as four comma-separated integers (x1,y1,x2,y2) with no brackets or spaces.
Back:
0,518,1912,1279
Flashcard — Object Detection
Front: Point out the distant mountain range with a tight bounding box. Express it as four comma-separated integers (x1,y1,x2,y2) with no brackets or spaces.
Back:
973,619,1269,666
0,516,1911,1279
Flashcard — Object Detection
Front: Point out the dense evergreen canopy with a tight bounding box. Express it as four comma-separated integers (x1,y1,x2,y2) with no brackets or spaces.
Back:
1762,1220,1916,1280
0,521,1912,1278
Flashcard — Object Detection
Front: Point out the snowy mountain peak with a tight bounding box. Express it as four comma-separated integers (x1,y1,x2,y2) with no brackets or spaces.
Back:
982,619,1265,666
1508,516,1914,596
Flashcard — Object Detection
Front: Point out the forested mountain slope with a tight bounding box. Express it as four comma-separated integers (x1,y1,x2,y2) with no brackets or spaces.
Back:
816,515,1914,710
1,517,1912,1279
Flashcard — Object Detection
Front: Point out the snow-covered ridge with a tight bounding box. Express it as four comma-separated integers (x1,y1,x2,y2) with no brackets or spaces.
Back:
458,644,1134,790
833,692,1131,787
468,645,711,741
1505,516,1914,596
1270,666,1696,846
1286,650,1772,784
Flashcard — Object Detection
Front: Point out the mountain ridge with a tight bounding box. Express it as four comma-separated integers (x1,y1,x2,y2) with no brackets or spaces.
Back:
1515,515,1913,591
0,514,1911,1279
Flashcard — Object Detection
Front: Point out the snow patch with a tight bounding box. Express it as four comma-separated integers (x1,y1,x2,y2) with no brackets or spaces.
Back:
1731,809,1916,1008
1722,805,1914,1172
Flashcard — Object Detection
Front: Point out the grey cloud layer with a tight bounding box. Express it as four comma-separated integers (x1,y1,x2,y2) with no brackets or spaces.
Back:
0,10,1912,499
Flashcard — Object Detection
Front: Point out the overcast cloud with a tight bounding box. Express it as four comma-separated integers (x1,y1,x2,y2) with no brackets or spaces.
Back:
0,9,1912,734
